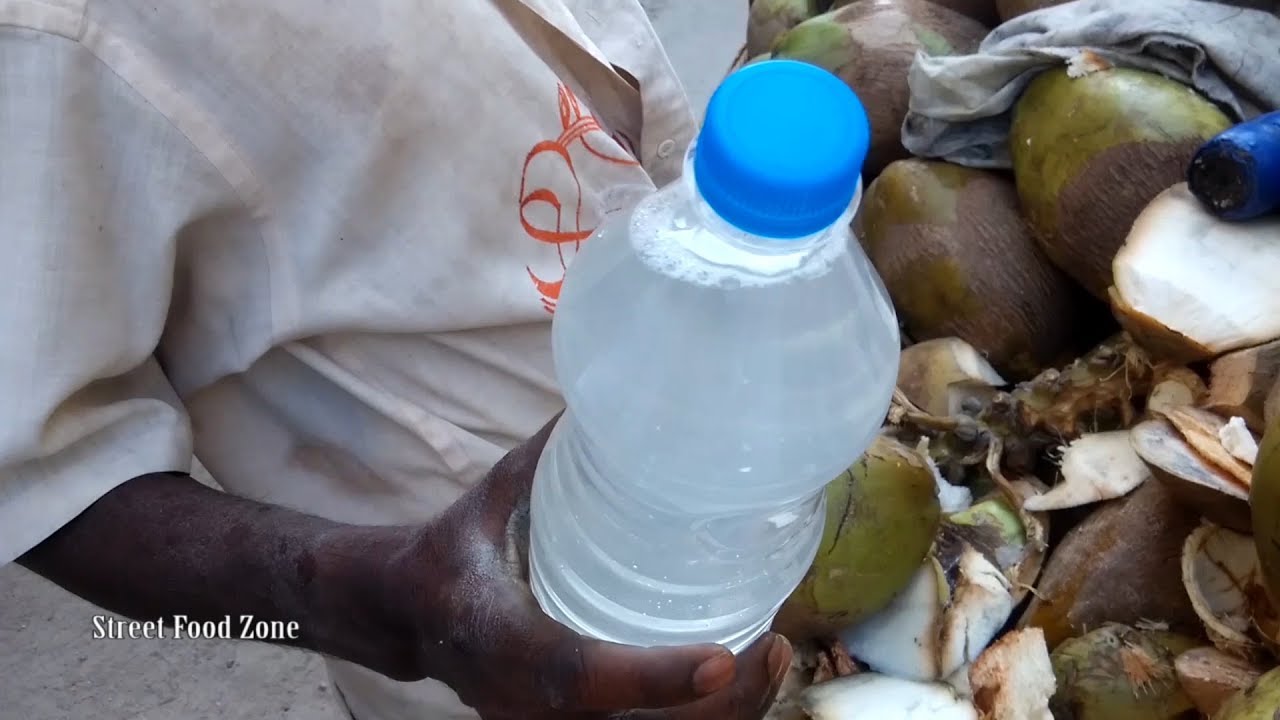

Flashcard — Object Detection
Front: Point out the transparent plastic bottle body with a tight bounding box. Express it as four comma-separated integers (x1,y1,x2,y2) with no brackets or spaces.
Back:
528,149,901,652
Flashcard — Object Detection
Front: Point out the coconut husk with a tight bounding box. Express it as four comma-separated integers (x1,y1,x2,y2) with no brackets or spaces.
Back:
1131,418,1253,533
856,160,1085,379
1010,67,1232,300
1205,340,1280,432
1048,624,1201,720
771,0,987,177
1174,647,1267,718
896,337,1006,417
747,0,821,56
968,627,1056,720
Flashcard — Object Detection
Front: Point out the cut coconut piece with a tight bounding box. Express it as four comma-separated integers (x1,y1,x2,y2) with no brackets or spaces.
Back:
1220,417,1259,466
1174,647,1267,717
1147,366,1207,417
968,627,1055,720
1181,522,1269,661
799,673,977,720
1206,339,1280,432
839,547,1014,682
1023,431,1152,511
1130,418,1252,533
896,338,1006,418
1111,183,1280,363
1158,405,1253,486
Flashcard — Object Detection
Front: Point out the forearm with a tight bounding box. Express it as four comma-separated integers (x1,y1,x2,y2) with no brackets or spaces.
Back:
17,472,421,679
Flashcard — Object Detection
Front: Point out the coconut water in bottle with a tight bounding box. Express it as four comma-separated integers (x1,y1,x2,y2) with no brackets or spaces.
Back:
528,59,901,652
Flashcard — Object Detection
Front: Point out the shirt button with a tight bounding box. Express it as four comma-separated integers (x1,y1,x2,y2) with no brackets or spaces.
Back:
657,139,676,158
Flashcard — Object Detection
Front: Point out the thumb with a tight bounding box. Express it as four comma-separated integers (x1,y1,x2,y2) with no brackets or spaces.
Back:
536,627,736,711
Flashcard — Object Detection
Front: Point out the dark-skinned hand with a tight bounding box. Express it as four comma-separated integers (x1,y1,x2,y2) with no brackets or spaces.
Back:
385,412,793,719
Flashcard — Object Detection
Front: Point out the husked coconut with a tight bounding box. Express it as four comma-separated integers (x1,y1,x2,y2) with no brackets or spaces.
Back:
1022,430,1152,511
771,1,987,177
857,160,1083,378
1111,184,1280,362
1011,68,1231,300
799,673,977,719
896,337,1006,417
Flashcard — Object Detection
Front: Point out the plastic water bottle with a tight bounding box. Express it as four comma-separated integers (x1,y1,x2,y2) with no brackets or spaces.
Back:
528,59,901,653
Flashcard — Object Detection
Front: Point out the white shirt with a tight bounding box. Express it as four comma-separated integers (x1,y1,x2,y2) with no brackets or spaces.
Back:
0,0,702,716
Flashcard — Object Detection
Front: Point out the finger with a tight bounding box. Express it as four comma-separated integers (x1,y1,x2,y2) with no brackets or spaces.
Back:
614,633,792,720
541,634,736,711
473,410,564,534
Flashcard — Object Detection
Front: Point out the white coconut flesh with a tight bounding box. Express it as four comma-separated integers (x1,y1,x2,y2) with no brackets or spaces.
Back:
1219,417,1259,466
1112,183,1280,356
799,673,977,720
1023,430,1152,511
839,548,1014,681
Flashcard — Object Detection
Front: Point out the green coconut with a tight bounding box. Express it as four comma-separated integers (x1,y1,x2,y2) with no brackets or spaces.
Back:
1250,411,1280,613
747,0,822,57
857,158,1085,378
773,434,942,642
1009,66,1232,300
771,0,987,177
1049,624,1201,720
1215,666,1280,720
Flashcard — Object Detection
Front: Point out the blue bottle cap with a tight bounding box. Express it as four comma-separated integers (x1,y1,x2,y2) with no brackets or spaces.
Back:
693,59,871,239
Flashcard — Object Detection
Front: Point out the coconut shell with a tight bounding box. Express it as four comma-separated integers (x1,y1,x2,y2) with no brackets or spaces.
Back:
1017,478,1203,650
771,0,987,178
856,159,1084,378
773,434,942,641
1009,67,1232,300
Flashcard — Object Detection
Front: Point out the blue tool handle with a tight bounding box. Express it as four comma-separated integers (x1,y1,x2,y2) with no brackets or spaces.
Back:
1187,109,1280,221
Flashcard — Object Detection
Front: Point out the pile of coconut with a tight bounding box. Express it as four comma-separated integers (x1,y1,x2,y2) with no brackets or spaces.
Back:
741,0,1280,718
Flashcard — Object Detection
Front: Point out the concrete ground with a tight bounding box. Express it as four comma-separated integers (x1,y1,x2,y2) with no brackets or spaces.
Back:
0,3,746,719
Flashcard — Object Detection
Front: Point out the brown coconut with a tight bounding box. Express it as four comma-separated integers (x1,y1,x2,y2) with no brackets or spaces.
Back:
832,0,1000,26
856,159,1085,378
1009,66,1232,300
771,0,988,178
1017,478,1203,650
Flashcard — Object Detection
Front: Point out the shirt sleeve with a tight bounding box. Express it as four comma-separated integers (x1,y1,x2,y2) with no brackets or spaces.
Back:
0,26,213,565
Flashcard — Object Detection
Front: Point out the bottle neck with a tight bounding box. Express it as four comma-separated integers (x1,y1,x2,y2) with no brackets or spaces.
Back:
676,143,862,277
